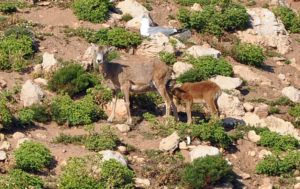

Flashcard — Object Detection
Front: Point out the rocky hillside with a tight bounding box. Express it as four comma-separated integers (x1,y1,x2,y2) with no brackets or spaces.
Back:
1,0,300,188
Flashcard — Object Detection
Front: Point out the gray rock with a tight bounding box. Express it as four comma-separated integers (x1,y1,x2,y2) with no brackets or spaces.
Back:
98,150,127,166
217,92,245,117
20,80,45,107
159,131,180,152
42,52,57,72
282,86,300,103
210,75,243,90
190,145,220,162
187,45,221,59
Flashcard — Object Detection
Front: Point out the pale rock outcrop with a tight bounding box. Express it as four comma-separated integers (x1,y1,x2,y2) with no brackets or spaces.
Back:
116,124,131,133
80,46,94,70
20,80,45,107
12,132,26,140
179,141,188,150
269,0,290,8
233,65,272,85
136,32,174,57
243,102,254,112
116,0,149,18
290,58,300,72
169,36,186,49
217,92,245,117
190,145,220,162
17,138,32,149
107,11,122,22
42,52,57,72
242,112,265,127
104,99,127,119
0,141,11,151
159,131,180,152
186,45,221,59
98,150,127,166
33,64,43,74
0,151,6,161
191,3,203,11
236,8,291,54
282,86,300,103
259,149,273,159
34,78,48,86
254,104,269,118
248,130,261,142
172,62,193,78
134,178,150,188
210,76,243,90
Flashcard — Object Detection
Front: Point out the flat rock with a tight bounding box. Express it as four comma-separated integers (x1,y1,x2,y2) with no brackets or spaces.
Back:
116,0,149,18
190,145,220,162
12,132,26,140
248,130,261,142
217,92,245,117
254,104,269,118
159,131,180,152
116,124,130,133
259,149,273,159
243,102,254,112
187,45,221,59
34,78,48,86
172,62,193,78
282,86,300,103
20,80,45,107
134,178,150,188
0,151,6,160
179,141,188,150
210,76,243,90
98,150,127,166
42,52,57,72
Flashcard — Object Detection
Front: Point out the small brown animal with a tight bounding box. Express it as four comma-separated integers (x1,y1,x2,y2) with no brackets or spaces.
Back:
170,81,222,124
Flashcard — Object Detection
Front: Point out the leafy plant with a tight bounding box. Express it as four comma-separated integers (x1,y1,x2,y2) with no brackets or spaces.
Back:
86,84,113,106
130,92,164,111
262,3,269,8
107,50,121,62
270,106,280,114
0,2,26,14
158,51,177,65
122,13,133,22
29,104,51,123
0,97,13,130
14,141,52,171
17,108,34,126
142,3,153,11
0,169,44,189
266,50,282,57
71,0,113,23
182,155,233,188
47,64,98,97
273,6,300,33
232,42,266,67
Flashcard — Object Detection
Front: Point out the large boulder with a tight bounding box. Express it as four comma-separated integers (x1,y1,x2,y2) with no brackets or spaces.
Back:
282,86,300,103
98,150,128,166
159,131,180,152
210,76,243,90
116,0,149,18
254,104,269,118
217,93,245,117
242,112,266,127
42,52,57,72
136,32,174,57
186,45,221,59
233,65,272,86
103,99,127,119
20,80,45,107
190,145,220,162
80,46,94,70
236,8,291,54
172,62,193,78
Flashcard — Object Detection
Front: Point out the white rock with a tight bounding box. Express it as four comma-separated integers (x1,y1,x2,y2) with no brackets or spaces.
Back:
249,151,256,157
259,185,273,189
80,46,94,70
248,130,261,142
104,99,127,119
254,104,269,118
217,92,245,117
61,160,67,166
16,138,32,149
116,124,130,133
42,52,57,72
12,132,26,140
172,62,193,78
191,3,203,11
0,141,11,151
0,134,4,141
282,86,300,103
0,151,6,160
159,131,180,152
20,80,45,107
243,103,254,112
258,149,273,159
134,178,150,188
116,0,149,18
237,8,291,54
233,66,272,85
295,183,300,189
190,145,220,162
34,78,48,86
98,150,127,166
179,141,188,150
33,64,43,74
118,146,127,154
210,76,243,90
186,45,221,59
278,74,286,81
296,177,300,182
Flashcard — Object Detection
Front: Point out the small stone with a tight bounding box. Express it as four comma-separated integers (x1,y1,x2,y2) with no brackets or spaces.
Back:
0,141,11,151
36,133,47,139
241,172,251,180
166,6,171,11
61,160,67,166
63,149,67,153
0,151,6,160
254,104,269,118
232,154,238,159
116,124,130,133
295,177,300,182
134,178,150,188
259,149,273,159
278,73,286,80
118,146,127,154
286,73,291,77
34,78,48,86
13,132,26,140
243,102,254,112
0,79,7,88
123,133,127,136
295,170,300,175
34,64,43,74
248,130,261,142
253,181,258,186
133,156,138,159
179,141,188,150
101,24,111,29
191,3,203,11
250,151,256,157
159,131,180,152
17,138,32,149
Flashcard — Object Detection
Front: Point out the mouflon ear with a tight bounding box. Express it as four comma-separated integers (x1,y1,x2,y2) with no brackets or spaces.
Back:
107,46,115,53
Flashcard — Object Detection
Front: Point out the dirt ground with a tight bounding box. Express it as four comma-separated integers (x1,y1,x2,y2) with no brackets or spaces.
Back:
1,0,300,188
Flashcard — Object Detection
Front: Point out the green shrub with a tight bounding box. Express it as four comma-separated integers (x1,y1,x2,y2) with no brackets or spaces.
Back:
86,84,113,106
174,0,218,6
257,131,299,151
232,42,266,67
0,169,44,189
158,51,177,65
107,50,121,62
273,6,300,33
71,0,113,23
47,64,98,97
50,94,105,126
63,26,97,43
17,108,34,125
177,55,233,83
59,154,135,189
289,103,300,118
256,151,300,176
14,141,52,171
0,97,13,130
130,92,164,111
269,106,280,114
142,3,152,11
176,2,249,37
262,3,269,8
107,28,143,48
182,155,233,188
268,96,291,106
122,13,133,22
29,104,51,123
0,2,25,14
52,125,119,151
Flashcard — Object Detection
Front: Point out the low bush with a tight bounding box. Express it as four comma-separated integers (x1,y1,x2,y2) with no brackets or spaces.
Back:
17,108,34,126
182,155,233,188
289,104,300,127
234,124,270,135
52,125,119,151
0,169,44,189
47,64,98,97
268,96,291,106
269,106,280,114
0,2,26,14
231,42,266,67
177,55,233,83
14,141,52,171
86,84,113,106
266,50,282,57
130,92,164,111
50,94,105,126
71,0,113,23
273,6,300,33
256,151,300,176
63,26,97,43
158,51,177,65
176,2,249,37
0,97,13,130
257,130,299,151
29,104,51,123
122,13,133,22
59,154,135,189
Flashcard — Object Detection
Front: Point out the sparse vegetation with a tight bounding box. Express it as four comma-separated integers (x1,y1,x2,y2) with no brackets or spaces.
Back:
122,13,133,22
17,108,34,126
269,106,280,114
142,3,153,11
262,3,269,8
266,50,282,57
14,141,52,171
158,51,177,65
0,96,14,130
130,92,164,111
